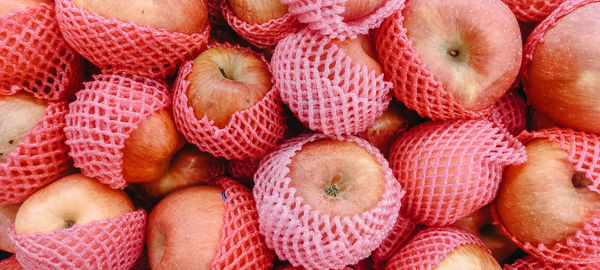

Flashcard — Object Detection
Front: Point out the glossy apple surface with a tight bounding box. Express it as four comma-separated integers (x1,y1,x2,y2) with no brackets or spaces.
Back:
228,0,288,24
332,35,383,76
0,204,19,253
0,0,49,14
342,0,386,21
434,244,501,270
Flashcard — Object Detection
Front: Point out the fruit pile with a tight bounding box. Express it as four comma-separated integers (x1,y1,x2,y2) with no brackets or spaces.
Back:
0,0,598,269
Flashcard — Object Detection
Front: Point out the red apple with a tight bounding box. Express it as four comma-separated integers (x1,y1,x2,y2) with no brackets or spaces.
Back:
71,0,208,34
342,0,387,21
228,0,288,25
432,244,501,270
0,92,47,163
331,35,383,76
0,0,49,14
522,2,600,133
14,174,134,234
187,46,272,128
0,204,19,253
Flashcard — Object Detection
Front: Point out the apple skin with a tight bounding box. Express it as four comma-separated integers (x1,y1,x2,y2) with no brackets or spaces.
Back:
147,185,226,270
401,0,522,111
0,92,47,163
496,139,600,246
342,0,386,21
433,244,501,270
71,0,208,34
0,0,50,14
0,204,19,253
14,174,135,235
523,2,600,133
228,0,288,25
331,35,383,76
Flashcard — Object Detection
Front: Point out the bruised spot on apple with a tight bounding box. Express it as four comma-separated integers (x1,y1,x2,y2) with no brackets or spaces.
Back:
433,244,501,270
496,139,600,246
14,174,135,235
0,92,47,163
402,0,522,111
71,0,209,34
187,46,272,129
0,0,50,15
341,0,386,22
228,0,288,25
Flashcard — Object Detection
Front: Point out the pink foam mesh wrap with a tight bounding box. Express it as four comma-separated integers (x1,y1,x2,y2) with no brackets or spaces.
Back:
505,256,600,270
388,119,527,226
385,227,490,270
281,0,401,40
0,3,83,101
272,28,392,137
55,0,210,79
10,209,146,270
228,157,263,187
64,73,170,190
491,128,600,264
253,133,404,270
501,0,565,22
372,215,418,268
129,248,150,270
375,5,493,121
0,256,23,270
487,91,527,137
221,0,303,48
0,102,71,205
529,108,560,131
172,44,287,160
212,177,275,269
207,0,227,27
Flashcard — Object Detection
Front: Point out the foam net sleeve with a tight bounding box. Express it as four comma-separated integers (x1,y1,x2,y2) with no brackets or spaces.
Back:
0,256,23,270
501,0,565,22
228,157,264,187
372,215,418,268
281,0,401,40
0,102,71,205
271,28,392,137
253,133,404,270
172,44,287,161
207,0,227,27
211,177,275,269
388,119,527,226
385,227,491,270
487,91,527,137
221,0,303,48
54,0,210,79
375,5,491,121
64,73,170,190
0,3,83,101
10,209,146,270
504,255,600,270
491,128,600,264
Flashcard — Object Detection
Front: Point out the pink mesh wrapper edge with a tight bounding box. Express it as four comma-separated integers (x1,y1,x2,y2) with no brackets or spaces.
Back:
0,256,23,270
505,255,600,270
65,73,170,190
228,157,264,187
487,91,527,137
55,0,210,79
0,102,71,205
501,0,565,22
172,44,287,160
253,133,404,270
371,215,418,268
222,0,303,48
491,128,600,264
389,119,526,226
385,227,491,270
0,3,83,101
281,0,401,40
272,28,392,137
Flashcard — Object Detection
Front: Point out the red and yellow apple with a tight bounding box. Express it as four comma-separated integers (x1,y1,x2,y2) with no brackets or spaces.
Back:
331,35,383,76
0,0,49,14
228,0,288,25
341,0,386,21
432,244,501,270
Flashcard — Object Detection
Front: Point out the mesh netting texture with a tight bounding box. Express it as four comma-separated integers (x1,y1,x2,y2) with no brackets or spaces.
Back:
0,102,71,205
172,44,287,160
388,119,526,226
253,133,404,270
504,256,600,270
487,91,527,137
372,215,418,268
272,28,392,137
281,0,401,40
0,3,83,101
221,0,303,48
207,0,227,27
529,108,560,131
0,256,23,270
228,156,264,187
501,0,565,22
64,73,170,190
491,128,600,264
211,177,275,269
10,209,146,270
385,226,490,270
55,0,210,79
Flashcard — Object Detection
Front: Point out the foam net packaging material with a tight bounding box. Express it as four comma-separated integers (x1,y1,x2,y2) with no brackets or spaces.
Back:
253,133,404,270
211,177,275,269
64,73,170,190
0,256,23,270
228,156,264,187
504,256,600,270
371,215,418,269
487,90,527,137
271,28,392,137
172,43,287,161
0,102,71,205
221,0,303,48
10,209,146,270
207,0,228,27
0,3,83,101
281,0,401,40
388,119,526,226
491,128,600,264
55,0,210,79
385,226,491,270
501,0,565,22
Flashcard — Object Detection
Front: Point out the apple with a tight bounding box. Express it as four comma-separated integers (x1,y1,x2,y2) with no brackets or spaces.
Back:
432,244,501,270
0,204,19,253
342,0,387,21
228,0,289,25
0,0,50,14
147,185,226,269
501,0,565,22
496,139,600,247
71,0,208,34
528,108,559,131
504,255,600,270
522,2,600,133
0,92,47,163
330,35,383,77
14,174,134,235
186,46,272,128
